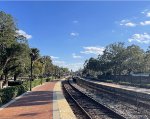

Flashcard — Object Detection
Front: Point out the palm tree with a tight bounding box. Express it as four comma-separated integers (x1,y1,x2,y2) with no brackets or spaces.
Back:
30,48,39,61
29,48,39,91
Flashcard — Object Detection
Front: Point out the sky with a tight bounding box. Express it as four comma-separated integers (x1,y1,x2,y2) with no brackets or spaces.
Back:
1,1,150,71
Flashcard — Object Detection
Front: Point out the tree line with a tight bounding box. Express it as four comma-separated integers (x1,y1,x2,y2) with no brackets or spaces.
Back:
0,11,69,84
83,42,150,77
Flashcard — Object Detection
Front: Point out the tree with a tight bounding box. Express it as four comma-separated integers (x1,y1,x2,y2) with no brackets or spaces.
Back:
0,11,69,88
98,42,126,75
30,48,40,78
0,11,30,82
41,56,53,76
0,11,17,77
82,42,146,77
0,11,17,46
33,60,43,77
30,48,40,61
124,45,144,74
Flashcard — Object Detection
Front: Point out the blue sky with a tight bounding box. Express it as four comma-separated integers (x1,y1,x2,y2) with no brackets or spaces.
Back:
1,1,150,71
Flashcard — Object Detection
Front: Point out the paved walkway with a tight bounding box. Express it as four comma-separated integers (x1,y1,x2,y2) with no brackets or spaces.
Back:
0,81,57,119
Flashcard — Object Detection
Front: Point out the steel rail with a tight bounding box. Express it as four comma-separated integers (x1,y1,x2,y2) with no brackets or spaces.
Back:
62,81,92,119
63,79,126,119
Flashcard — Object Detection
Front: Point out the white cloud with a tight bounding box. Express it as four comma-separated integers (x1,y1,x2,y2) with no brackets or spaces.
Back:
120,19,129,23
124,22,136,27
16,30,32,39
81,46,105,55
128,33,150,44
140,21,150,26
53,60,83,71
73,20,79,24
70,32,79,37
120,19,136,27
141,10,150,17
72,53,82,59
50,56,59,59
146,12,150,17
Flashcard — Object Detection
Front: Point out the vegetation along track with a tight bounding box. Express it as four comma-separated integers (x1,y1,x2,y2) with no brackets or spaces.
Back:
62,80,126,119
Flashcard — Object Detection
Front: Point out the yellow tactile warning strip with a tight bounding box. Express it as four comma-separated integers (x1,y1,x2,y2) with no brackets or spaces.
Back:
53,79,76,119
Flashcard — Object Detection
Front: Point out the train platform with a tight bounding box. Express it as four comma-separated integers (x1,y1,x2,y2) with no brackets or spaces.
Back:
53,79,76,119
0,79,76,119
83,78,150,95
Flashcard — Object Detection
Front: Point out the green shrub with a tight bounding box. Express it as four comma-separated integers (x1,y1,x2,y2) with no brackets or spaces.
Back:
119,81,131,85
16,85,27,96
23,78,47,90
0,85,27,105
139,84,150,89
106,80,113,83
46,77,52,82
0,78,46,106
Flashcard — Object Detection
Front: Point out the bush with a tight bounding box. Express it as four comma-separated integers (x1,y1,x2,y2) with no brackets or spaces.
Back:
46,77,52,82
0,84,27,105
106,80,113,83
0,78,47,106
32,79,42,87
118,81,131,85
24,78,47,90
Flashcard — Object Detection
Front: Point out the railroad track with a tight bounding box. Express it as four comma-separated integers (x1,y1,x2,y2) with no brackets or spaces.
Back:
62,81,89,119
62,80,126,119
79,79,150,110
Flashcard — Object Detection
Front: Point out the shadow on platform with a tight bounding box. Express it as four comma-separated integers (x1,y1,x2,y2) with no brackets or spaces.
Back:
6,90,63,108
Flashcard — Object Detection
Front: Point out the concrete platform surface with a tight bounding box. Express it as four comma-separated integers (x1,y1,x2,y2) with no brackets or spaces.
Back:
53,79,76,119
84,78,150,95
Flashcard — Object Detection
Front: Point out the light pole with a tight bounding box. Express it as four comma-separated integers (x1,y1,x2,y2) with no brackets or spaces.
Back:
71,69,73,78
30,53,34,91
40,60,45,84
59,69,61,79
55,68,57,79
